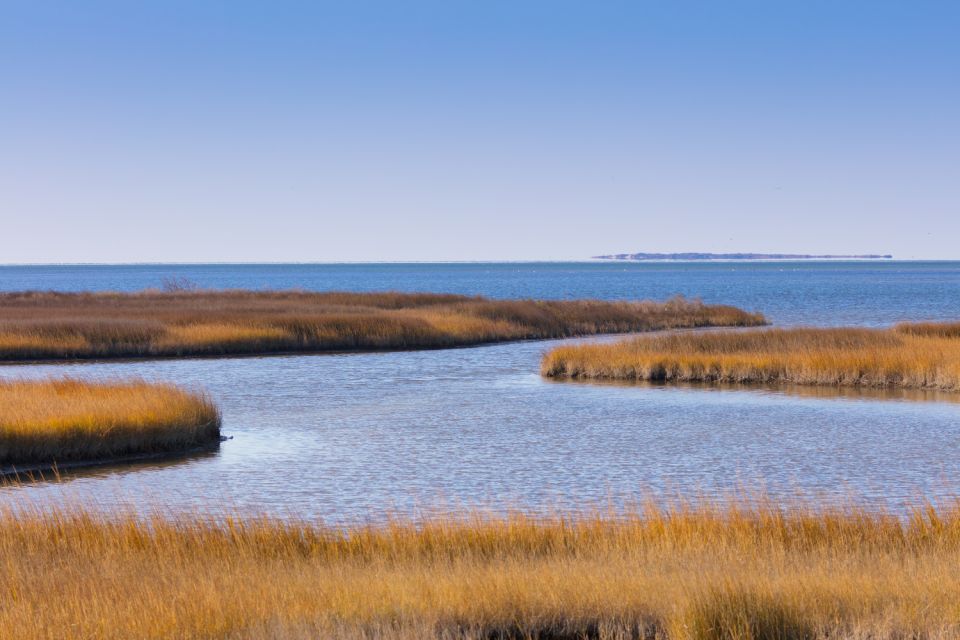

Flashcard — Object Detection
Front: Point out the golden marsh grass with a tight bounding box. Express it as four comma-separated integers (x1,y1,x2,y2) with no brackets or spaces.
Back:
542,323,960,391
0,379,220,466
3,500,960,638
0,290,765,362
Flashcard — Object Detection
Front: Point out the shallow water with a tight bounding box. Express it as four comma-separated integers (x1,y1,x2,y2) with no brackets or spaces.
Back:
2,262,960,520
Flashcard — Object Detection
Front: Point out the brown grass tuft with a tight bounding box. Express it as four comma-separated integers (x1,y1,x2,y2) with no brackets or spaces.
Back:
0,379,220,466
542,324,960,391
682,586,817,640
0,290,765,362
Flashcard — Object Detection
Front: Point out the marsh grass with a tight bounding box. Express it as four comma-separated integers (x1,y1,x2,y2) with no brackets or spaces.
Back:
3,499,960,638
542,323,960,391
0,379,220,465
0,290,765,362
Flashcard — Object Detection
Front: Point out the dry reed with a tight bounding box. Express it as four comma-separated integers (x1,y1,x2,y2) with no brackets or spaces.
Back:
0,379,220,466
0,290,765,362
2,499,960,638
542,323,960,391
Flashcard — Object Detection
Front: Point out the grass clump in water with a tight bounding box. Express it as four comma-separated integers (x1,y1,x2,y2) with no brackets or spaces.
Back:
0,378,220,466
542,323,960,391
0,290,765,362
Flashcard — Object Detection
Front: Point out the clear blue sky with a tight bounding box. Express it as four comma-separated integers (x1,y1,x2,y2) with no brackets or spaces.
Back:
2,1,957,262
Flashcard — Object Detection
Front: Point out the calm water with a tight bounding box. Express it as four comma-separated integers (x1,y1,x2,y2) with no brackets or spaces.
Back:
2,262,960,520
3,261,960,326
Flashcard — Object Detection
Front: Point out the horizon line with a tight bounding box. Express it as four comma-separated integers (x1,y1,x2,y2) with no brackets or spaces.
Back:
2,258,960,267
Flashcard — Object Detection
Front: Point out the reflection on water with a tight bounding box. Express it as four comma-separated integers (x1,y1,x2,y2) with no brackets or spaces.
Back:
550,378,960,405
2,447,220,487
1,336,958,521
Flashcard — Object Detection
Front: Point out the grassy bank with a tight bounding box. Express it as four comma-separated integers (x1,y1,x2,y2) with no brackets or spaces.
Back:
542,323,960,391
0,290,765,361
3,500,960,638
0,379,220,466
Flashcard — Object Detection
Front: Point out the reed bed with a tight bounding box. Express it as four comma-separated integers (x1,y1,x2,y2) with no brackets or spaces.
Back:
542,323,960,391
0,379,220,466
0,290,765,361
3,499,960,638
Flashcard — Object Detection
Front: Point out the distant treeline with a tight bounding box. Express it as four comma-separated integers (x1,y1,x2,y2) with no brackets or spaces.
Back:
595,252,893,260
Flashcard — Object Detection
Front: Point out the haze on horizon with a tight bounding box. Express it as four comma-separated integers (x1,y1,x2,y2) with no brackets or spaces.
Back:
2,1,958,263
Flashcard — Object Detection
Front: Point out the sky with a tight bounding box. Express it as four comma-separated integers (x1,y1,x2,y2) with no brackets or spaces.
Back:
2,1,958,262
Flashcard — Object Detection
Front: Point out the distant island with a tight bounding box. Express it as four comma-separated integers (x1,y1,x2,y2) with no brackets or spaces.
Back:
594,252,893,261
